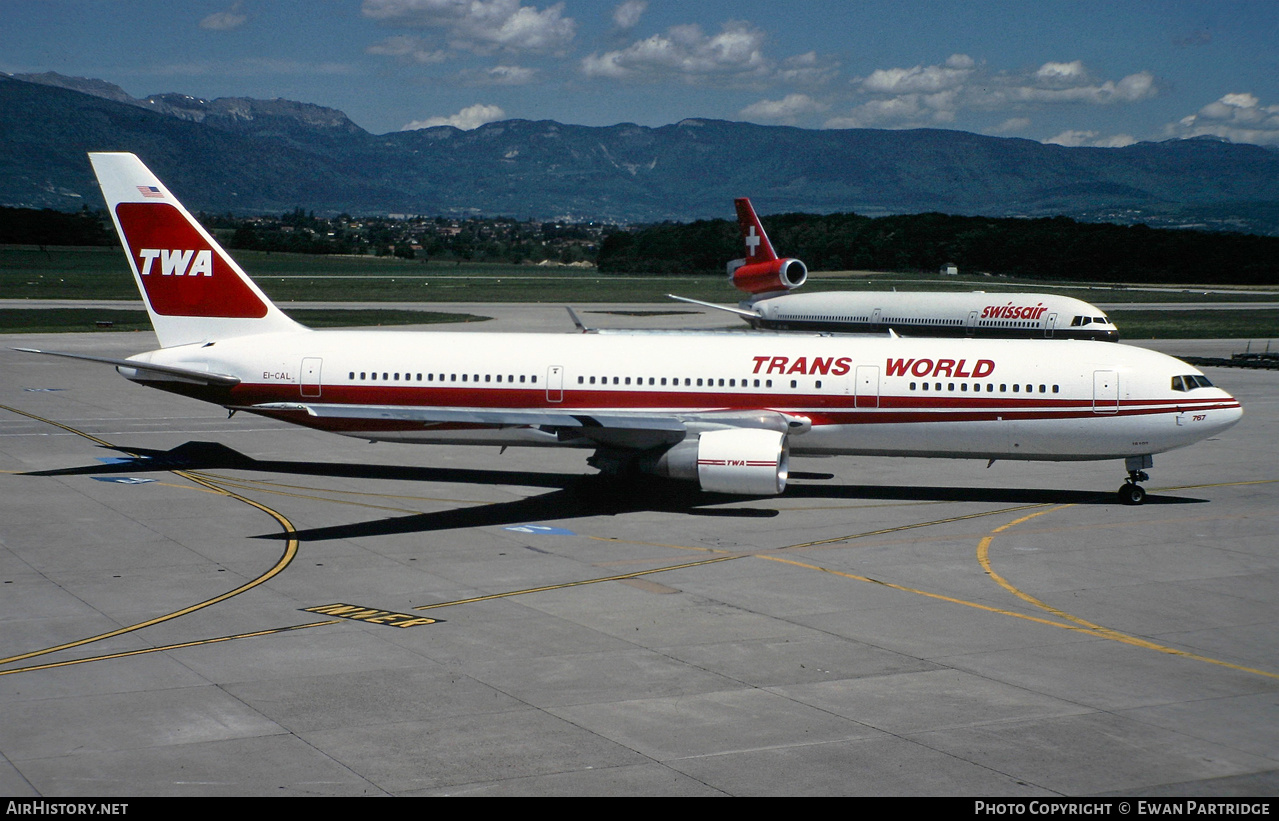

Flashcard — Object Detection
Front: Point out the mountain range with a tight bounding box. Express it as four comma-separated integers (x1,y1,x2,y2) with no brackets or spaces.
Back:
4,72,1279,234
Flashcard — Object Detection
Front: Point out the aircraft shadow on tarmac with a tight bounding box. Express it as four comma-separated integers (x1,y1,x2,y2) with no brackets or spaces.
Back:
24,441,1207,542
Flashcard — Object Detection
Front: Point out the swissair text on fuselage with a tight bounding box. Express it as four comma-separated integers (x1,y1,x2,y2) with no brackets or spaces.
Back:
750,356,996,379
981,302,1048,320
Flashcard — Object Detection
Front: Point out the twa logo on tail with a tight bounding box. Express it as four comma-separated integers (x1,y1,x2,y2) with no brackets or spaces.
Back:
89,152,303,347
114,202,267,319
137,249,214,277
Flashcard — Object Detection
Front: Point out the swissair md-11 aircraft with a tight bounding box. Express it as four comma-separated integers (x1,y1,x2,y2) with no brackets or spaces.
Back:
671,198,1121,341
19,153,1241,505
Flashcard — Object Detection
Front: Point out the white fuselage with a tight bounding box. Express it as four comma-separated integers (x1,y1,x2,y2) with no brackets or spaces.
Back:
131,329,1241,461
746,291,1120,341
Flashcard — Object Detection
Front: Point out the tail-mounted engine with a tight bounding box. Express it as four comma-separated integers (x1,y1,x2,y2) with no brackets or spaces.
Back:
728,256,808,296
649,427,789,495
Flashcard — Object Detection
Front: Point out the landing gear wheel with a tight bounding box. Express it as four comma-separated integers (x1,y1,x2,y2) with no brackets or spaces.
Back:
1118,482,1146,506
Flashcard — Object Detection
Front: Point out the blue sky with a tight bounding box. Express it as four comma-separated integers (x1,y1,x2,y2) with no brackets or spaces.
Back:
5,0,1278,146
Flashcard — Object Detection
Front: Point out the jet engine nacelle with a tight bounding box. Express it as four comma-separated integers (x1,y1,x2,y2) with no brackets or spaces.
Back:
728,257,808,296
650,428,789,495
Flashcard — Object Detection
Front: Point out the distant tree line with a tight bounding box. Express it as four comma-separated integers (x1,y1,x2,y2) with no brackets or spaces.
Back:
0,206,113,247
598,212,1279,284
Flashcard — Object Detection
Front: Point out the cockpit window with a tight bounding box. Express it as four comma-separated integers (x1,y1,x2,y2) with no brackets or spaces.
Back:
1071,315,1091,326
1095,316,1109,325
1172,374,1214,391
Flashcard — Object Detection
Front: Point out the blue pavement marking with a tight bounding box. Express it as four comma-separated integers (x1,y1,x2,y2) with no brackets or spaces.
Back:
504,524,575,536
91,477,157,485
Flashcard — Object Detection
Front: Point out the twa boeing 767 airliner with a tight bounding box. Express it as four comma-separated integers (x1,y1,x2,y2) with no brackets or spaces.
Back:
19,153,1242,504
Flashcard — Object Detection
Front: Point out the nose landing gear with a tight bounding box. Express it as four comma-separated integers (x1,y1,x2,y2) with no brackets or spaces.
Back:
1118,455,1153,505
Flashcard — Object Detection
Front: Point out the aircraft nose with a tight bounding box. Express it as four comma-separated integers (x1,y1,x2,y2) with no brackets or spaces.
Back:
1209,391,1244,433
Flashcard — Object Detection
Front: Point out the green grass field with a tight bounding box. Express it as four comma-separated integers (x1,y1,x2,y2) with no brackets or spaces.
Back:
0,307,489,334
3,245,1277,338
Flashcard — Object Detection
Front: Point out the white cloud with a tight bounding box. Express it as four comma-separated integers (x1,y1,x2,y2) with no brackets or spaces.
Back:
829,56,1158,130
1035,60,1087,83
1044,130,1137,148
994,117,1032,133
777,51,839,86
200,2,247,31
402,102,506,130
862,53,975,94
362,0,576,55
612,1,646,31
460,64,538,85
1169,92,1279,145
581,21,773,83
366,35,448,63
740,93,828,123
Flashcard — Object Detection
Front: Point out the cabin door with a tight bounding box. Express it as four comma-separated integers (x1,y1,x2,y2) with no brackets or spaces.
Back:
1092,370,1119,414
546,365,564,403
854,365,880,408
300,357,322,398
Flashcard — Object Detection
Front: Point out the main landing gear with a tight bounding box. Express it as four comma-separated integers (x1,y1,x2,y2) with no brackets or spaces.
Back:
1118,454,1153,505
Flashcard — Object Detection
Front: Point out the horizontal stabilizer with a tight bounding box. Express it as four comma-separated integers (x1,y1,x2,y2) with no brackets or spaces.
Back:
667,294,761,319
13,348,240,387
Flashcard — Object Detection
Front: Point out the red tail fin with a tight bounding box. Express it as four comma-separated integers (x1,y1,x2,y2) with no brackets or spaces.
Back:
734,197,778,262
90,153,304,348
728,198,807,295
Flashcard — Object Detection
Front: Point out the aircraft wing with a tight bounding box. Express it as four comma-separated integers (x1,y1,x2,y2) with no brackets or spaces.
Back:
244,402,805,449
250,402,680,430
244,401,690,449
